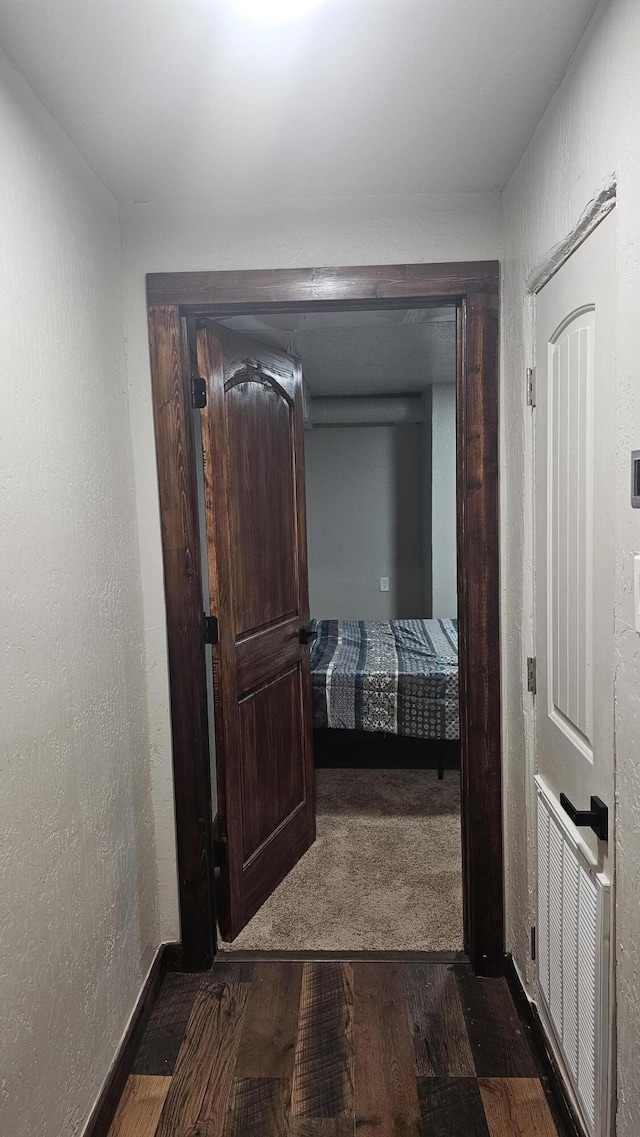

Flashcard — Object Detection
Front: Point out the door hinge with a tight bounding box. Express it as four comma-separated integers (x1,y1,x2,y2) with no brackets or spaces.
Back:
526,366,536,408
204,614,219,644
526,656,537,695
531,925,537,961
192,374,207,409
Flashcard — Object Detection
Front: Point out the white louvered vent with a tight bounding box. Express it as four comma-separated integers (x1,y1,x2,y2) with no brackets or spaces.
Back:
536,777,610,1137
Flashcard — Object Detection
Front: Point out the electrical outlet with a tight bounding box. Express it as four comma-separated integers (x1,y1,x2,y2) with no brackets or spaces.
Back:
380,576,389,592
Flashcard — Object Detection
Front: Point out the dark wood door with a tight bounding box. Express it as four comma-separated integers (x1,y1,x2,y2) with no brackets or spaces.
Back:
196,320,315,941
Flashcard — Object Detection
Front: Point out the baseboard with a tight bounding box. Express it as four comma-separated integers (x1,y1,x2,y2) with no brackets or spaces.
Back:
82,940,179,1137
504,953,588,1137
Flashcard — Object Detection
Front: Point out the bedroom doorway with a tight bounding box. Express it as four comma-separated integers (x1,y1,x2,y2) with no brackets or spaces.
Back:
201,306,462,953
146,261,502,975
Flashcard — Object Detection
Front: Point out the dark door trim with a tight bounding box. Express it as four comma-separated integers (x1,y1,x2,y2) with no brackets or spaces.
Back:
146,260,503,975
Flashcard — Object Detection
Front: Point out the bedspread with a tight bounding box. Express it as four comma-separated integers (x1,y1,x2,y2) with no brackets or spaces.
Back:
310,618,459,740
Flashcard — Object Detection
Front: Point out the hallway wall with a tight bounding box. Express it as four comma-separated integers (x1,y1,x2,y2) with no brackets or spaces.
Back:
0,49,159,1137
500,2,640,1133
118,191,502,940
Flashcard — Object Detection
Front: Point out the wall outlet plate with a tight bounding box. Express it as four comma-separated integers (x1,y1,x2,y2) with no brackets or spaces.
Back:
380,576,389,592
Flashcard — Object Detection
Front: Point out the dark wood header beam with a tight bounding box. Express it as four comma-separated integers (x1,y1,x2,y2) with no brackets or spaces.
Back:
147,261,499,309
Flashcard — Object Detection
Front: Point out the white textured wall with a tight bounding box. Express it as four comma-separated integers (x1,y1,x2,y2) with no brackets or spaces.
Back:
119,191,501,937
430,385,457,617
0,51,158,1137
305,425,424,619
501,2,640,1132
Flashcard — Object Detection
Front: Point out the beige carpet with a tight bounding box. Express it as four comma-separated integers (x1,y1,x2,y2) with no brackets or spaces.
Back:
219,768,463,953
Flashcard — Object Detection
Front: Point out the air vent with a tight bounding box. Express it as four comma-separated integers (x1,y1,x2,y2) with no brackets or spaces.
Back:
536,777,611,1137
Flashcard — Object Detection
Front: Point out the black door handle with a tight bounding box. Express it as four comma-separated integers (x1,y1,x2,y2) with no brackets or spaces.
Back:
299,624,317,645
559,793,608,842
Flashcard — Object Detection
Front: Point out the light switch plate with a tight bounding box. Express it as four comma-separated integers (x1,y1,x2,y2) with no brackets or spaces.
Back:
380,576,389,592
634,554,640,633
632,451,640,507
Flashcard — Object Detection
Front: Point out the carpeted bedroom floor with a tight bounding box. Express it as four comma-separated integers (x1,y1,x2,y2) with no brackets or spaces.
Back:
219,767,463,953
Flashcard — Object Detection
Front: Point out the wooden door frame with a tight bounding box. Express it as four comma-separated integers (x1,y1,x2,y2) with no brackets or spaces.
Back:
146,260,503,976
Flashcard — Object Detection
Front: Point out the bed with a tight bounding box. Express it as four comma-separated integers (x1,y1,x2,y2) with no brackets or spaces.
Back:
310,618,460,776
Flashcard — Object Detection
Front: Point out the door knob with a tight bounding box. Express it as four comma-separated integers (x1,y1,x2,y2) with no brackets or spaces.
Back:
559,793,608,842
299,624,317,645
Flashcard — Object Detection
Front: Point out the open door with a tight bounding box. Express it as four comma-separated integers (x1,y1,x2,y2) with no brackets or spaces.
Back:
196,321,316,941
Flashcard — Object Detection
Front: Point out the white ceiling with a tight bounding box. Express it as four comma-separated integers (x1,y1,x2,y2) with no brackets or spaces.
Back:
0,0,598,201
220,308,456,395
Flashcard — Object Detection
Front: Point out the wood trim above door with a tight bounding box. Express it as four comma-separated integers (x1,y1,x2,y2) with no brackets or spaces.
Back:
147,261,499,308
146,261,503,975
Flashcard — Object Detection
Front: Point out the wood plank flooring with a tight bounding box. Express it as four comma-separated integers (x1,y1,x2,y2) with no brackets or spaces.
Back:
111,962,566,1137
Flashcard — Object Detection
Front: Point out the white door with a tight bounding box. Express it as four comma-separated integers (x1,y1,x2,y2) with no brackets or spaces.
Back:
534,207,616,1137
535,209,616,868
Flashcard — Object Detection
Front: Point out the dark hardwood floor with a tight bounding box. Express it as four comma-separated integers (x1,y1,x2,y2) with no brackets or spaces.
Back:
109,961,567,1136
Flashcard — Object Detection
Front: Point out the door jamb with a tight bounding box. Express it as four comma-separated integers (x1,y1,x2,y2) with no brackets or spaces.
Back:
146,261,503,975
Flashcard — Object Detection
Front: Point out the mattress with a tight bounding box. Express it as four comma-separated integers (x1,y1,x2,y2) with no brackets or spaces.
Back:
310,618,459,740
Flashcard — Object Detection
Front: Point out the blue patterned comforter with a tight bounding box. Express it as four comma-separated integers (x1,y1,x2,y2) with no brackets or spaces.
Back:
310,619,459,740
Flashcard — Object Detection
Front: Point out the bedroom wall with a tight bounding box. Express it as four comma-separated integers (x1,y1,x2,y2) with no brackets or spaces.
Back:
501,2,640,1131
430,384,457,618
304,424,424,619
119,190,501,939
0,48,159,1137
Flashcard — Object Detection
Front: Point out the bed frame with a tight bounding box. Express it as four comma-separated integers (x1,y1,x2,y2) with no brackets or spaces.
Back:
313,728,460,779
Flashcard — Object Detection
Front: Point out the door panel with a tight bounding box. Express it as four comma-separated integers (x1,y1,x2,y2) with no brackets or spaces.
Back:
239,667,305,859
548,311,594,759
196,321,315,940
535,209,616,873
226,376,298,631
